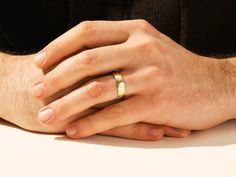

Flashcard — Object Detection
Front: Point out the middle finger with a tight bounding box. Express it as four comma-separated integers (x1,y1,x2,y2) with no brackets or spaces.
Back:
32,44,130,99
37,72,138,125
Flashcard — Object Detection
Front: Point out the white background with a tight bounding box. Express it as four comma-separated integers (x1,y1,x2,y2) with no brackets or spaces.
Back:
1,119,236,177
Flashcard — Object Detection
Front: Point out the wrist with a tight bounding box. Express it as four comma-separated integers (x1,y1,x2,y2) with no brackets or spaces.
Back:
210,57,236,121
222,57,236,120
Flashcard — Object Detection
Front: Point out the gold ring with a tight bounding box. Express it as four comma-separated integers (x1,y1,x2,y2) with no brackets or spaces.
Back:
112,72,126,99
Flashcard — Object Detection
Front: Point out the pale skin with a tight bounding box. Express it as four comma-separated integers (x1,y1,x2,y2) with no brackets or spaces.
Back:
0,52,189,141
29,19,236,140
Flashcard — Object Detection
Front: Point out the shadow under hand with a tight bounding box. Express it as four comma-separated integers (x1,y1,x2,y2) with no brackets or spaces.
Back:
2,117,236,149
55,120,236,149
0,119,20,129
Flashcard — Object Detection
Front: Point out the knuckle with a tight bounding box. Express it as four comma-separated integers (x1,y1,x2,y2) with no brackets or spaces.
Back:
105,105,125,123
141,38,159,53
78,21,95,35
56,98,69,118
141,66,172,86
135,19,152,32
44,73,60,90
148,128,164,140
132,124,163,141
132,124,143,138
128,102,139,114
79,118,97,135
80,51,98,68
114,44,125,54
149,94,161,109
46,41,60,58
143,66,162,81
134,19,163,39
86,81,105,99
130,37,159,55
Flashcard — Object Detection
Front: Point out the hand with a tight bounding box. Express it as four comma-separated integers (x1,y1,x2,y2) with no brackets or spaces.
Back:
0,53,189,140
32,20,229,139
0,54,91,133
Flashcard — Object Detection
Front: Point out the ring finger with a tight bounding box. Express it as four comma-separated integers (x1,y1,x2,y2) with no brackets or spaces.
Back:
37,72,138,125
32,44,130,99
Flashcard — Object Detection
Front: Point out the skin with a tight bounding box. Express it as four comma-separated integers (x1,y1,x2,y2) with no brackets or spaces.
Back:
31,20,236,139
0,53,189,141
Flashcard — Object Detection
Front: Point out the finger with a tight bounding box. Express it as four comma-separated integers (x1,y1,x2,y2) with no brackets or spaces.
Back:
101,123,164,141
34,21,130,69
164,126,191,138
66,96,146,139
33,44,129,99
37,72,139,125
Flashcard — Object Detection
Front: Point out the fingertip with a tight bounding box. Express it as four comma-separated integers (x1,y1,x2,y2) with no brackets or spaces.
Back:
38,108,54,124
34,51,46,68
173,128,191,137
148,127,164,140
32,82,45,98
179,129,191,137
164,126,191,138
66,126,78,138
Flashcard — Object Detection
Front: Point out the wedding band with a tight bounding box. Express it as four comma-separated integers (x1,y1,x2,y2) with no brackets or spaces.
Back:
112,72,126,99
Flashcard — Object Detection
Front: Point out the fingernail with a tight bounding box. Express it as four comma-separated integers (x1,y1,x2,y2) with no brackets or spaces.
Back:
34,51,46,67
38,108,53,123
66,126,78,136
174,128,190,137
149,128,162,137
32,83,45,97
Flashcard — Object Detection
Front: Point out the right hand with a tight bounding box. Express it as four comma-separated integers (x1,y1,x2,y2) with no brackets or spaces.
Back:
0,53,190,140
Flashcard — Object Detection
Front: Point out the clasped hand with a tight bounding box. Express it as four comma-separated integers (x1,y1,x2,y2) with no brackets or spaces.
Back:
31,20,233,140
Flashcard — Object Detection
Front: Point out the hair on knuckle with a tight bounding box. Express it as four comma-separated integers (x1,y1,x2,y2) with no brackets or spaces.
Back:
80,51,98,68
105,105,125,122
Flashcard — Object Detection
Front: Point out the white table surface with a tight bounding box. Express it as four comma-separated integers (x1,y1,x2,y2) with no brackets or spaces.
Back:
1,119,236,177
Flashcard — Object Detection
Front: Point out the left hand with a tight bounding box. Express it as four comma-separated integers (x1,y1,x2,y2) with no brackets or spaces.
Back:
32,20,233,139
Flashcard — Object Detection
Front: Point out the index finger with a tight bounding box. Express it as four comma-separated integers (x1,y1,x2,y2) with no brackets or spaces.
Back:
34,20,130,69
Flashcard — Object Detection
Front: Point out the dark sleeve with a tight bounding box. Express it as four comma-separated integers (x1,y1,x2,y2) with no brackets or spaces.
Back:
186,0,236,57
0,0,69,54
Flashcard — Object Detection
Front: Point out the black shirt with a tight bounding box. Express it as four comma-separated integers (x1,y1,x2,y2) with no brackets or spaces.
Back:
0,0,236,57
